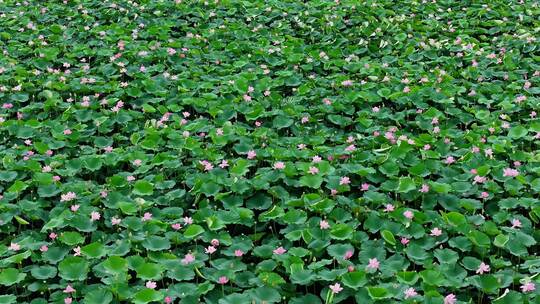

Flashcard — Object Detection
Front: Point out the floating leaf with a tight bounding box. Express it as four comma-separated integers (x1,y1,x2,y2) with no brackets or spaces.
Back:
183,225,205,238
0,268,26,286
342,271,367,289
133,180,154,196
58,257,89,281
381,230,396,246
132,289,163,304
397,177,416,193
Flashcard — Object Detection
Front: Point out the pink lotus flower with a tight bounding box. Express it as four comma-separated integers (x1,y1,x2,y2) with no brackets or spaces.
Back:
90,211,101,221
64,298,72,304
343,250,353,260
218,276,229,284
234,250,244,257
404,287,418,299
444,294,457,304
273,246,287,255
61,192,77,202
40,245,49,252
473,175,486,184
127,175,135,182
401,237,410,245
341,80,353,87
211,239,220,246
476,262,490,274
199,160,213,171
63,285,76,293
273,162,285,170
214,160,226,169
312,155,322,163
480,192,489,199
339,176,351,185
181,253,195,265
515,95,527,103
70,205,80,212
320,220,330,229
345,144,356,152
385,132,395,141
9,243,20,251
329,283,343,294
146,281,157,289
445,156,455,164
49,232,57,240
247,150,257,159
111,217,121,225
141,212,152,222
361,183,370,191
521,282,535,292
403,210,414,219
73,246,81,256
430,227,442,236
384,204,395,212
183,217,193,225
511,219,522,229
503,168,519,177
164,296,172,303
133,159,142,166
171,223,182,230
419,184,429,193
367,258,380,270
308,167,319,175
205,246,217,254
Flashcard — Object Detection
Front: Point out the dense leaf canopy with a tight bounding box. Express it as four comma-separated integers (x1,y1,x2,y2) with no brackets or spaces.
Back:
0,0,539,303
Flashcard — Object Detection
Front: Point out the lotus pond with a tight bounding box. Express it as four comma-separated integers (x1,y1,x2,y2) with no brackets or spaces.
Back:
0,0,539,303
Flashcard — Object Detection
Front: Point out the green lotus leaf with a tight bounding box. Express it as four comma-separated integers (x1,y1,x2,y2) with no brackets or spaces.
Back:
58,257,89,281
133,180,154,196
0,268,26,286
